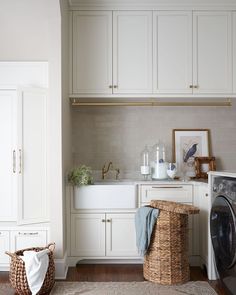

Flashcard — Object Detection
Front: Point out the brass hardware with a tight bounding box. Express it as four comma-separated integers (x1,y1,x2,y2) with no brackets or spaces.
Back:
102,219,106,222
18,232,39,236
113,85,118,88
193,85,199,89
107,219,111,222
152,186,183,189
205,193,208,197
109,85,113,89
71,98,232,107
189,85,193,88
19,149,22,174
102,161,113,180
13,150,16,173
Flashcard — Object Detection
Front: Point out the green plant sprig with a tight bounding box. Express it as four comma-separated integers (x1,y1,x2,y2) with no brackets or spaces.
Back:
68,165,93,186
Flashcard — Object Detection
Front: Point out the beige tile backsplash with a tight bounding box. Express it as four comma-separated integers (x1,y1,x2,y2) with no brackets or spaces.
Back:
72,104,236,178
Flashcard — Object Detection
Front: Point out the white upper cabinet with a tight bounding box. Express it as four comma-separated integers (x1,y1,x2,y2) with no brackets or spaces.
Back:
153,11,192,94
0,91,17,221
193,11,232,94
233,12,236,93
17,88,48,225
113,11,152,93
72,11,112,94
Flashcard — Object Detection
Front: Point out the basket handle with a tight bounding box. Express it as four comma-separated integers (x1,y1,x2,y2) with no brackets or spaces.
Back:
47,243,56,252
5,251,15,259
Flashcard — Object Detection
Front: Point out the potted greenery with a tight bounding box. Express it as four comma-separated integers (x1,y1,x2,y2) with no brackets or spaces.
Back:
68,165,93,186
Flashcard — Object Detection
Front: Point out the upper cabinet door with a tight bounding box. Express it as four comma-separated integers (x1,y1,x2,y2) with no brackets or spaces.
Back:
233,12,236,93
113,11,152,94
0,91,17,221
72,11,112,94
153,11,192,94
17,88,48,225
193,12,232,94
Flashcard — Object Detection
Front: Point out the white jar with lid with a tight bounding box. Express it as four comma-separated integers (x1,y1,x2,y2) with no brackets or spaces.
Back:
151,142,168,180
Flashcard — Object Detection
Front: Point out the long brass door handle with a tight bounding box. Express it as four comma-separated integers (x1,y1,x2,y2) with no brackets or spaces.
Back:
13,150,16,173
19,149,22,174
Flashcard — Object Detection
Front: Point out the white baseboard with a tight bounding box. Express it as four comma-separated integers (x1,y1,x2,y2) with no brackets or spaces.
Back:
55,251,68,280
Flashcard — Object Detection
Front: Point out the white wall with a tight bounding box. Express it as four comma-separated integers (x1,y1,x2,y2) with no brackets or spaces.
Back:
0,0,64,259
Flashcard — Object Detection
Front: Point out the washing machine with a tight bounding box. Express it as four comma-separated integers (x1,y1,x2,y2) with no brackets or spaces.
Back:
210,176,236,295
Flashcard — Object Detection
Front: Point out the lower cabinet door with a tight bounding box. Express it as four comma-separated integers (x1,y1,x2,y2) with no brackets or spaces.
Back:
10,230,47,251
106,213,138,257
71,213,106,257
0,231,10,265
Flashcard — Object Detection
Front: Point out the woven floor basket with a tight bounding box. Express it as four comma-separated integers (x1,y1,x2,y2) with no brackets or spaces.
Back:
5,243,55,295
144,200,199,285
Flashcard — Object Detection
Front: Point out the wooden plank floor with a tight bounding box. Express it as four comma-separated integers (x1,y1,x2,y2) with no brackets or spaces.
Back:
0,265,227,295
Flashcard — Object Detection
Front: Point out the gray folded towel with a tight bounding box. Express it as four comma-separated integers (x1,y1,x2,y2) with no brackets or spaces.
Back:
135,206,159,256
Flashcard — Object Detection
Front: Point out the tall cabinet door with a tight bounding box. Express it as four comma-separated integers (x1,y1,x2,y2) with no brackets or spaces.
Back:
113,11,152,94
72,11,112,94
0,91,17,221
153,11,192,94
233,12,236,93
193,11,232,94
106,213,138,257
17,88,48,225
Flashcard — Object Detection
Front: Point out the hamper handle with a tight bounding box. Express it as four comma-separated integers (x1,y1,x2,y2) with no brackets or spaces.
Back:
47,243,56,252
5,251,15,259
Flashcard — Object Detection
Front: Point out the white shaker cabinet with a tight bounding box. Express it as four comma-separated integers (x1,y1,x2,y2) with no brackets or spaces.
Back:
17,88,48,225
71,213,106,257
0,91,17,221
0,231,10,265
113,11,152,94
70,212,138,258
193,11,232,94
10,230,48,251
72,11,112,94
106,213,138,257
153,11,192,94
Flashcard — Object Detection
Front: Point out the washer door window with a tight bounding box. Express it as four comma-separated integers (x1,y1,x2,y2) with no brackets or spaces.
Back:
210,196,236,272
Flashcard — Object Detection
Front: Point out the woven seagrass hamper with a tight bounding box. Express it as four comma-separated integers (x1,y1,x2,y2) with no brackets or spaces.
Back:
5,243,55,295
144,200,199,285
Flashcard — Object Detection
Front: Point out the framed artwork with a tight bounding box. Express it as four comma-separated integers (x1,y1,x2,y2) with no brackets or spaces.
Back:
173,129,210,178
195,157,216,179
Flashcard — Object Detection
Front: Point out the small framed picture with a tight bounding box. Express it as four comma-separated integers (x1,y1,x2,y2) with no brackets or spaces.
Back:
172,129,210,178
195,157,216,179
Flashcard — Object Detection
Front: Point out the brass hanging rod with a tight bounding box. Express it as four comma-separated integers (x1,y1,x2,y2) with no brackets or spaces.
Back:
71,98,232,107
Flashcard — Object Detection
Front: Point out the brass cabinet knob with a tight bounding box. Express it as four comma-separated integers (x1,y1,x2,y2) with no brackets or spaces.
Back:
205,193,208,197
113,85,118,89
102,219,106,222
193,85,199,89
109,85,113,89
189,85,193,88
107,219,111,222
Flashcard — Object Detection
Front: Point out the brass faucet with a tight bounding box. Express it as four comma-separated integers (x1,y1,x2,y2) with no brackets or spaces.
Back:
102,161,113,180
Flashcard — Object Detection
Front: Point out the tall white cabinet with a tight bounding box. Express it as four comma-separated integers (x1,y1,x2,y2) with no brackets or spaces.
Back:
0,63,49,270
0,91,17,221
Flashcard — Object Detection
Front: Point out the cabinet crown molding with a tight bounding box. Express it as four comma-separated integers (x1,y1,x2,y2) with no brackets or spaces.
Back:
68,0,236,10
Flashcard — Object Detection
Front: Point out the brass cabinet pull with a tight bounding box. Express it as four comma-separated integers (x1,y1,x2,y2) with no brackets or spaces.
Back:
151,186,183,189
19,149,22,174
13,150,16,173
18,232,39,236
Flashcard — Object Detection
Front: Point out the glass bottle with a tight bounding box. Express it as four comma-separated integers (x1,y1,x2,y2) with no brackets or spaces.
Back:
140,145,150,180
